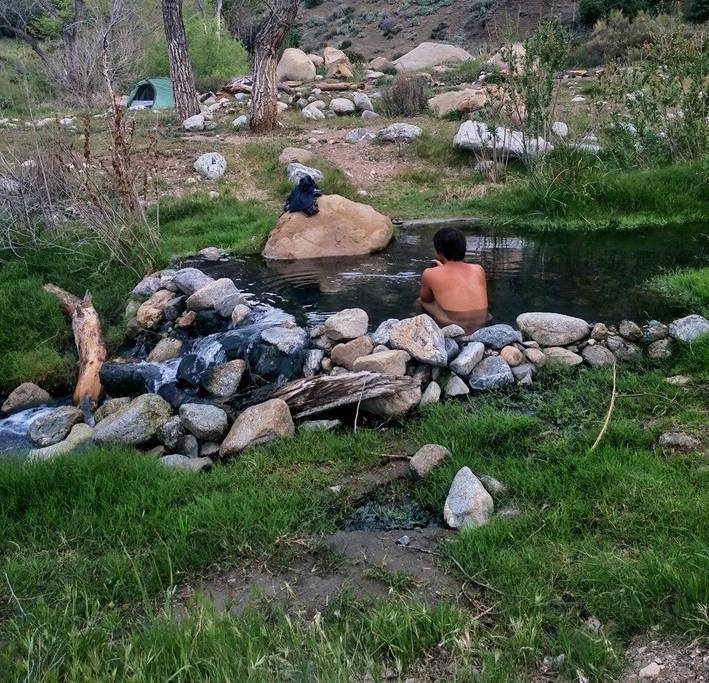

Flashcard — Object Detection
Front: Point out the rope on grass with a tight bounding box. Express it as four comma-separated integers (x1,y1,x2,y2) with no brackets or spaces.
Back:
590,361,617,453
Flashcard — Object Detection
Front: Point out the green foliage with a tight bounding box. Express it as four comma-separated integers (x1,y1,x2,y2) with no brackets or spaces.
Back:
648,266,709,316
1,347,707,679
438,58,484,86
0,39,54,115
686,0,709,21
304,0,324,7
0,196,276,392
144,16,250,92
601,26,708,165
470,160,709,229
508,18,571,144
572,10,696,66
578,0,672,27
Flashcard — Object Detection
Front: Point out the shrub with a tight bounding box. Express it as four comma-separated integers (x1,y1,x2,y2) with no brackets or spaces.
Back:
143,16,250,93
572,10,692,66
380,74,429,116
304,0,324,7
686,0,709,21
578,0,670,27
600,26,708,164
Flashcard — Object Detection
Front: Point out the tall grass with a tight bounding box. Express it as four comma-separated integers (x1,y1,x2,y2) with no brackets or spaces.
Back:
0,196,276,393
648,266,709,316
1,342,707,679
471,154,709,229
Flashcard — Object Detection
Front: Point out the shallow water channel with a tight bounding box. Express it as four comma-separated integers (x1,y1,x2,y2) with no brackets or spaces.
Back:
194,222,708,328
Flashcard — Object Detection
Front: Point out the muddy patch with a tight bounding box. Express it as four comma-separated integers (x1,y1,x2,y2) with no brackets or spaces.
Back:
176,461,463,615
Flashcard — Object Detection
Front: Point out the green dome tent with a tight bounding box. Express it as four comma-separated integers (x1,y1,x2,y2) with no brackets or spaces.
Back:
126,78,175,110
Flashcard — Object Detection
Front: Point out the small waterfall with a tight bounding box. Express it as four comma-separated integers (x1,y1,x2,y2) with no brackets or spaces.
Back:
0,405,54,454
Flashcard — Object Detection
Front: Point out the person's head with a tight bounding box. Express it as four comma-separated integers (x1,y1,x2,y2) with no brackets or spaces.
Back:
433,227,467,262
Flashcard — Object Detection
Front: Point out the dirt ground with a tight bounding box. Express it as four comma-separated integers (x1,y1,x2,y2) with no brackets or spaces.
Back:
620,637,709,682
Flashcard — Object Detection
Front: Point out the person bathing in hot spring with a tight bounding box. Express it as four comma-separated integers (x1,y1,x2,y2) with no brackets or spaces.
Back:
417,227,490,334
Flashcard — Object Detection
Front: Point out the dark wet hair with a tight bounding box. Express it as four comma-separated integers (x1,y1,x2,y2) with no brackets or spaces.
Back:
433,227,467,261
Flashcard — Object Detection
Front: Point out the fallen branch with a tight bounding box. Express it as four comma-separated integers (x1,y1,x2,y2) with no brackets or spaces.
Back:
44,284,106,413
589,362,617,453
273,371,419,418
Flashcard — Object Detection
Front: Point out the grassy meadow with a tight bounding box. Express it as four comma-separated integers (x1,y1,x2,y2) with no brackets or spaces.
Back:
1,340,707,680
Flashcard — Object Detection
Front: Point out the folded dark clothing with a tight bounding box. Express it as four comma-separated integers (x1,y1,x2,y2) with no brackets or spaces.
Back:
284,175,322,216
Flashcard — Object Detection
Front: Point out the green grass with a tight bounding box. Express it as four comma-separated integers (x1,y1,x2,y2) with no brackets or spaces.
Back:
0,196,276,393
1,340,707,680
648,266,709,317
0,39,57,117
467,157,709,230
241,140,358,201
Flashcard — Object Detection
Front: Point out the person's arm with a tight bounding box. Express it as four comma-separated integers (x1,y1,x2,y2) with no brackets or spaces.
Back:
419,267,435,304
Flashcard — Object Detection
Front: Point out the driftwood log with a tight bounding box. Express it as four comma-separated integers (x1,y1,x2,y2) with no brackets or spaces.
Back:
44,284,106,411
273,371,419,418
317,82,360,92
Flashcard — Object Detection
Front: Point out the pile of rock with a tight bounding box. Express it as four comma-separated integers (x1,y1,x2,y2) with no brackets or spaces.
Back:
4,258,708,468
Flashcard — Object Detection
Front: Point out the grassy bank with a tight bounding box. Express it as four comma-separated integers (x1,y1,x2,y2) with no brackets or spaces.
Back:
649,266,709,318
1,340,707,680
0,196,276,394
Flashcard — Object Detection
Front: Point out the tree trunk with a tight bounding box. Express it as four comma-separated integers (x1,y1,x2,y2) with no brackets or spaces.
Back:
250,0,299,133
162,0,200,122
44,285,107,414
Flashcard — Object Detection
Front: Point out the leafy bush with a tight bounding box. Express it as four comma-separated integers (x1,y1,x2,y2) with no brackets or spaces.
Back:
380,74,429,116
600,26,708,164
143,16,250,93
578,0,671,27
572,10,693,66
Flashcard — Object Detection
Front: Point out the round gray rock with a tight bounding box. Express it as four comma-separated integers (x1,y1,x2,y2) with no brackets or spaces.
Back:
468,356,514,391
179,403,228,442
324,308,369,341
469,324,522,349
29,406,83,447
668,314,709,342
220,398,294,457
94,394,173,446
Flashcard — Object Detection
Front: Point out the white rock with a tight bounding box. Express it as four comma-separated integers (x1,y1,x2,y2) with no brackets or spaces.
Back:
193,152,227,181
232,115,248,129
183,114,205,132
330,98,356,115
444,467,494,529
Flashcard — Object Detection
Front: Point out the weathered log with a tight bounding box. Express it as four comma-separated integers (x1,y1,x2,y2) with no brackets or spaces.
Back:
273,371,419,418
317,82,359,91
44,284,107,412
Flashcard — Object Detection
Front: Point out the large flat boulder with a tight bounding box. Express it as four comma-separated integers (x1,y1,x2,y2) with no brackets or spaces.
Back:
277,48,316,82
428,88,487,117
454,121,552,160
323,46,353,79
262,194,393,260
516,312,589,346
394,42,473,72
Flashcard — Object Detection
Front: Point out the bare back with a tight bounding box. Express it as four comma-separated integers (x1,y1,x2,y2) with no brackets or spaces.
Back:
421,262,488,312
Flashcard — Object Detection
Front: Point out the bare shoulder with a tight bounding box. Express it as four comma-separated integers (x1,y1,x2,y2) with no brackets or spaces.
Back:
466,263,486,276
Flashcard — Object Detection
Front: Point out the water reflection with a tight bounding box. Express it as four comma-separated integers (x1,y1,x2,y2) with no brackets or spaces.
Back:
193,223,708,327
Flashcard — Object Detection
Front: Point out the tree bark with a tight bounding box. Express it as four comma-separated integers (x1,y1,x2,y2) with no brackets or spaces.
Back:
273,372,419,418
162,0,200,122
250,0,299,133
44,285,107,413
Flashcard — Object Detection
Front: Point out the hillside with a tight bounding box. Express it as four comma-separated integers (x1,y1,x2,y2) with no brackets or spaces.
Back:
297,0,579,60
